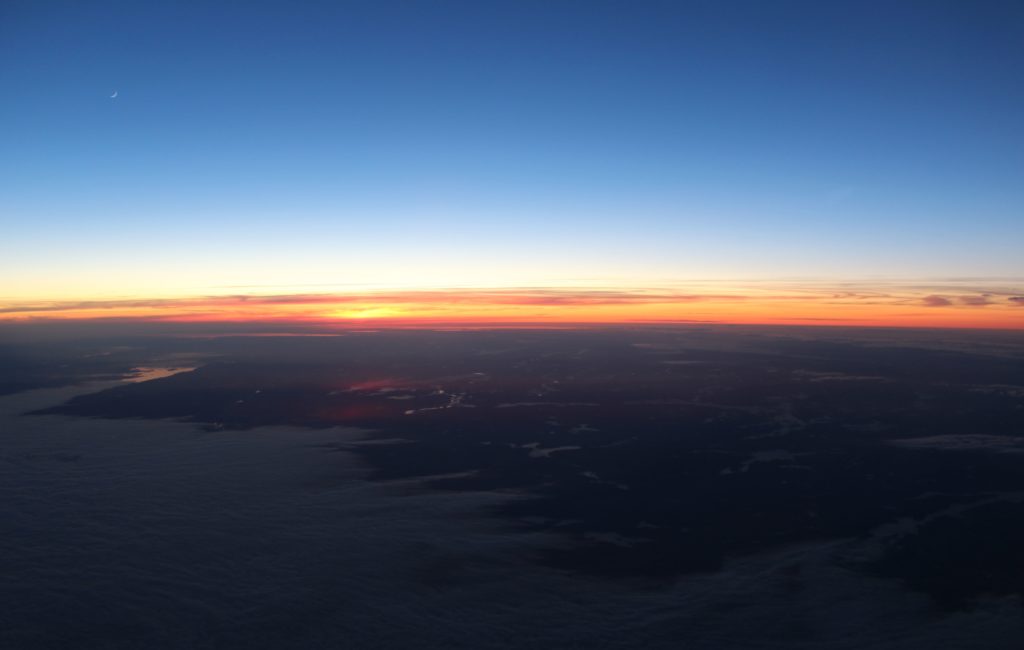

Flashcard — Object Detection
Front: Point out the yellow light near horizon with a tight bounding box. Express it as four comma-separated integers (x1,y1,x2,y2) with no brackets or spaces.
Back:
0,284,1021,330
328,307,406,319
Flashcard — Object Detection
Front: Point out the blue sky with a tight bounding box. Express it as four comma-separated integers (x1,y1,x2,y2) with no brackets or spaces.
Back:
2,0,1022,298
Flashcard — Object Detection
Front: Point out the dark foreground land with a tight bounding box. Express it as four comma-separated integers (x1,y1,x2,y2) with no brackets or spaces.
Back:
3,324,1024,648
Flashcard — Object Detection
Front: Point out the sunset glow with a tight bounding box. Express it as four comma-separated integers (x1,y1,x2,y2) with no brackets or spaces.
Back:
2,283,1021,330
2,2,1022,332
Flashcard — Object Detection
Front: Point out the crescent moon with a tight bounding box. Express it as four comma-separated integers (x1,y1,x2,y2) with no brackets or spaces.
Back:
110,91,118,99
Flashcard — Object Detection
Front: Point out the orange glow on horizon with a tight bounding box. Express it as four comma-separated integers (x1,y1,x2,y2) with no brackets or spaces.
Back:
1,285,1021,330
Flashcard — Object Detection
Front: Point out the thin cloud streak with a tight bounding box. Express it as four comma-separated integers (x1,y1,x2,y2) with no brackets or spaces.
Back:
1,284,1022,330
922,296,954,307
0,289,750,316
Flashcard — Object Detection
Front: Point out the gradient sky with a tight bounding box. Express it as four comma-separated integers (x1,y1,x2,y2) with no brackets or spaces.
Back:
1,1,1022,327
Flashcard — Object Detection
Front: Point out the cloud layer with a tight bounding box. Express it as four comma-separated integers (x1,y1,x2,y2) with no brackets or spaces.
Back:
1,283,1022,330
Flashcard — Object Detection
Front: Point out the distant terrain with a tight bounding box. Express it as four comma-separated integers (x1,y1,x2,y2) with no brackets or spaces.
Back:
3,325,1024,648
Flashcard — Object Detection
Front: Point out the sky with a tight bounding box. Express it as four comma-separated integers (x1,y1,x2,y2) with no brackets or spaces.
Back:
1,0,1022,328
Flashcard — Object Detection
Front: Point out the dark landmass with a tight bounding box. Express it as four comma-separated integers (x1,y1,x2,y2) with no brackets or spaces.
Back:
20,326,1024,611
